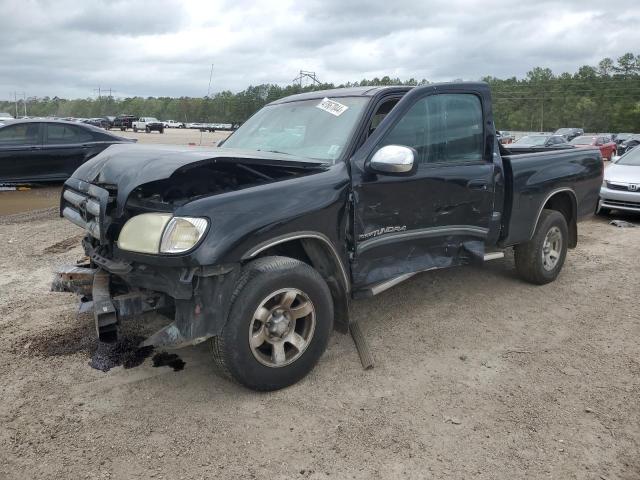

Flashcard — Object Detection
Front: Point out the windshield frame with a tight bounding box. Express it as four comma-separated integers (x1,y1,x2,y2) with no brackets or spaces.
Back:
220,96,372,164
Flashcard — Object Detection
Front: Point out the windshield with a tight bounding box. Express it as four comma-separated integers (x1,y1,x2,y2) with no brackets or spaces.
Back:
617,148,640,166
515,135,548,146
221,97,369,162
570,136,595,145
555,128,573,134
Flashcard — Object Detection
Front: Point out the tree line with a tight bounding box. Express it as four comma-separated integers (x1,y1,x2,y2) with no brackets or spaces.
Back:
2,53,639,132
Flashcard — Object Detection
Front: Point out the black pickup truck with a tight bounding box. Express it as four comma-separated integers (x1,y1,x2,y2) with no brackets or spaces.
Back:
54,83,603,390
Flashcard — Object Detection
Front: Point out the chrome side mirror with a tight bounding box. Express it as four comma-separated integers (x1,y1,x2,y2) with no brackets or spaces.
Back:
369,145,415,174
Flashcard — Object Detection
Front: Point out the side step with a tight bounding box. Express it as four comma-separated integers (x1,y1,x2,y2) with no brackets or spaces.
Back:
355,251,506,298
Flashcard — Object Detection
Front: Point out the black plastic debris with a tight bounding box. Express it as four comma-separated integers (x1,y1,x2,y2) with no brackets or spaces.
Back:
152,352,186,371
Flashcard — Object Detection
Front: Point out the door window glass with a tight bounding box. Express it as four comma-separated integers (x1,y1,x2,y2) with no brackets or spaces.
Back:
46,124,94,144
0,123,40,145
379,94,484,164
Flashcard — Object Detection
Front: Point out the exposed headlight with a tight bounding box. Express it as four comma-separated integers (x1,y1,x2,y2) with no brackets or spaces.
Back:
117,213,208,254
160,217,209,253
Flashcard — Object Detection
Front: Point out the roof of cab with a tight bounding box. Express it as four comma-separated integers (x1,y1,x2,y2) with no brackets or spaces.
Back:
268,86,413,105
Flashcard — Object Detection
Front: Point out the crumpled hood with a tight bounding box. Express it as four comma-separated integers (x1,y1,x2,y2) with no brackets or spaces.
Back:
71,144,326,213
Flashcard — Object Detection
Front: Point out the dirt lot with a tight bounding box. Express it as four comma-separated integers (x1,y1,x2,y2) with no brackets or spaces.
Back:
0,132,638,478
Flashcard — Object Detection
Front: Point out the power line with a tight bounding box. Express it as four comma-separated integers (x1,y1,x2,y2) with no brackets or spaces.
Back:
292,70,321,88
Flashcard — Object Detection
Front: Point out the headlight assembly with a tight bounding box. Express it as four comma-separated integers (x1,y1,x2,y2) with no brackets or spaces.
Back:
117,213,208,254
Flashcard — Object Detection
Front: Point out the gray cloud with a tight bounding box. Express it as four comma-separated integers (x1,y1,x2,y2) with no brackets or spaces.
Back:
0,0,639,99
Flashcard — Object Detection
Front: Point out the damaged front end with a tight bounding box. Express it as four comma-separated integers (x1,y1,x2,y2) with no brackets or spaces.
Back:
52,174,246,347
52,151,325,348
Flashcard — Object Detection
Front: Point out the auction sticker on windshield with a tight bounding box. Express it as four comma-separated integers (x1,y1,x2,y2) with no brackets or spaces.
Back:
316,98,349,116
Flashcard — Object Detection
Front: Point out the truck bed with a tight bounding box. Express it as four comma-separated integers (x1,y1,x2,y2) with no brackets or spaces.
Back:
499,146,603,247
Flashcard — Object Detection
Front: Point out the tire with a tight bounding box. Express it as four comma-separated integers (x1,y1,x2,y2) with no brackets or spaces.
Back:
159,128,164,134
120,127,125,132
514,210,568,285
145,127,150,133
211,256,333,391
133,126,138,132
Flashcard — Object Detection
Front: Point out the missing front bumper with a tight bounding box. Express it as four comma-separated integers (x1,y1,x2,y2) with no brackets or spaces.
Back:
52,265,167,343
52,262,241,347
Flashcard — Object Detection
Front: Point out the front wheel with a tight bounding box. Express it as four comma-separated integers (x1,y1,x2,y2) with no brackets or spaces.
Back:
514,210,568,285
133,126,138,132
211,256,333,391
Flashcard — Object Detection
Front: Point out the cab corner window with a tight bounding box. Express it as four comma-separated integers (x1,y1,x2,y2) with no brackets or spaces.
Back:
379,93,483,165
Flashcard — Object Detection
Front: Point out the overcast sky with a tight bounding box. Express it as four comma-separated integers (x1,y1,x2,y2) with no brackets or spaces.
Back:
1,0,639,100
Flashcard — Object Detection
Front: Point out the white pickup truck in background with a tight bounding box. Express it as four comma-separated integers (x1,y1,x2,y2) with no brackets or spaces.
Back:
132,117,164,133
163,120,185,128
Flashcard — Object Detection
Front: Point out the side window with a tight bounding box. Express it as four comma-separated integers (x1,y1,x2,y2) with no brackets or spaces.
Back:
379,93,483,164
46,124,94,144
0,123,40,145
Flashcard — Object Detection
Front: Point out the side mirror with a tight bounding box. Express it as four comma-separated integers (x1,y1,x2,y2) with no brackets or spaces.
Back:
369,145,416,174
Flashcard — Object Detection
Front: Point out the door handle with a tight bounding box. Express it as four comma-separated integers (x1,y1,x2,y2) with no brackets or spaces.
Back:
29,146,41,150
467,179,488,190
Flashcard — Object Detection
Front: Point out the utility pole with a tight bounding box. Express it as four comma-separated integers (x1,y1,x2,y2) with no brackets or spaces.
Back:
207,63,214,97
13,91,26,118
540,92,544,132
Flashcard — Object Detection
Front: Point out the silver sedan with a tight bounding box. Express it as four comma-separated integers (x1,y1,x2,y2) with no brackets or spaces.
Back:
599,148,640,214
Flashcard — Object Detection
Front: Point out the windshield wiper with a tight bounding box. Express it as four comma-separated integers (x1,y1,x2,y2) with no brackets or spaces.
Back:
257,149,292,156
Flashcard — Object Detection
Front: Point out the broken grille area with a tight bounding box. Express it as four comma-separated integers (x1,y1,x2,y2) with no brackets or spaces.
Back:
61,178,113,243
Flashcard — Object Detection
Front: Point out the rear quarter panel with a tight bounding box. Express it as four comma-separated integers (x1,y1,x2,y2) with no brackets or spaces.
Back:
500,148,603,246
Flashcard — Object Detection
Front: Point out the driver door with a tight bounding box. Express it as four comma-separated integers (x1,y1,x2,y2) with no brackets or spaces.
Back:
350,85,498,288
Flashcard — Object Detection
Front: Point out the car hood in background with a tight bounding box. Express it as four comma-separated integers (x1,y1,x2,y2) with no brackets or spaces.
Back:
605,164,640,183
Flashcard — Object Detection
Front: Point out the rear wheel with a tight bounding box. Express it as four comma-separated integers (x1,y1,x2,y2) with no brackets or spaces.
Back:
211,256,333,391
514,210,568,285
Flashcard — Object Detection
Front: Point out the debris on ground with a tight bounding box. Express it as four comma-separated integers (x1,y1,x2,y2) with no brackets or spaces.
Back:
152,352,186,371
610,219,636,228
444,416,462,425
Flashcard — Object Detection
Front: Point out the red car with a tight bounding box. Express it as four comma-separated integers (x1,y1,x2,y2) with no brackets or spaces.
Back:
570,135,617,160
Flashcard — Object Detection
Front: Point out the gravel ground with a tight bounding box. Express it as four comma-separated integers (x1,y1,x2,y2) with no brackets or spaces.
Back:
0,206,638,479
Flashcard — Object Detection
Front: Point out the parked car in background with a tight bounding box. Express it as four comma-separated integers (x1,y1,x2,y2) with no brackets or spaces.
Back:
615,133,634,145
0,120,135,183
496,130,515,144
616,134,640,156
163,120,185,128
111,115,138,131
554,128,584,141
84,118,110,129
508,134,572,151
599,147,640,214
132,117,164,133
570,135,617,160
0,112,14,124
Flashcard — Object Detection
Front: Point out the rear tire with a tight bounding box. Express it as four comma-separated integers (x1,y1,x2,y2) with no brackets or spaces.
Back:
211,256,333,391
514,210,568,285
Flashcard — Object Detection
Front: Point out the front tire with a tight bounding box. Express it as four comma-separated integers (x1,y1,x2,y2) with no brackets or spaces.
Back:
211,256,333,391
133,126,138,132
514,210,568,285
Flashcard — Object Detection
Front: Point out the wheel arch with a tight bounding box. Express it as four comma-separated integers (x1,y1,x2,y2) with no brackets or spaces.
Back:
531,188,578,248
242,232,351,333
